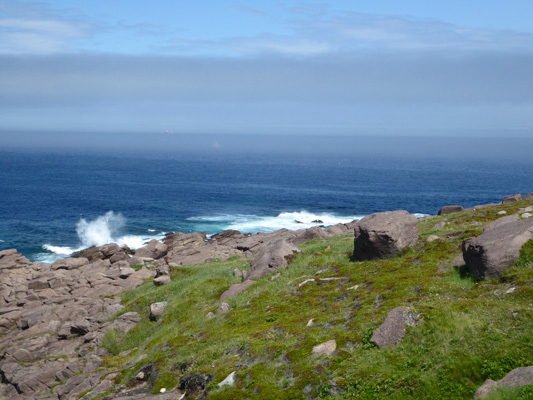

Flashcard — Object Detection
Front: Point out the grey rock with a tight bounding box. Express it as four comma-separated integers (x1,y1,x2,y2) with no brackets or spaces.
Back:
218,371,237,387
502,193,523,203
524,192,533,200
370,306,418,348
119,265,136,279
51,257,89,270
437,205,464,215
220,280,257,301
292,226,330,244
474,366,533,399
427,235,439,243
109,251,129,264
153,268,171,286
216,302,232,315
353,210,418,261
462,216,533,279
311,339,337,356
135,239,168,260
247,239,300,279
149,302,168,321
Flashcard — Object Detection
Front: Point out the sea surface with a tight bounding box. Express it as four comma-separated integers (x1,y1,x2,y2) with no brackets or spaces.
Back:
1,134,531,263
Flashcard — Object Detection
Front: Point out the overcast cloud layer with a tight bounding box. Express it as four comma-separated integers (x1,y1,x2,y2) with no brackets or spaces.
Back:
1,1,532,137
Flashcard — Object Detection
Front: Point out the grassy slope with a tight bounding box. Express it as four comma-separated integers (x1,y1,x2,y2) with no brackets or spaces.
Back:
102,201,533,400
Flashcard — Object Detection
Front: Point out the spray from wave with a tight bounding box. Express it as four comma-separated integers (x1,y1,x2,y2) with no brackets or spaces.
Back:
39,211,163,263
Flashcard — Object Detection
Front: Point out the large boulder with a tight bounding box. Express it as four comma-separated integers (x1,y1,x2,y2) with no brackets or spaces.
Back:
502,193,523,203
247,239,300,279
474,366,533,399
353,210,418,261
437,205,464,215
462,215,533,280
370,306,418,348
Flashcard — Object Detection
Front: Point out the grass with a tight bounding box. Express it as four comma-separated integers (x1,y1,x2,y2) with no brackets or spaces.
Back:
97,200,533,399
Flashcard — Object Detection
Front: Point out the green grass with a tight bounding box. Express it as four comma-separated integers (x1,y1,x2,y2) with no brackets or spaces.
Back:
97,201,533,399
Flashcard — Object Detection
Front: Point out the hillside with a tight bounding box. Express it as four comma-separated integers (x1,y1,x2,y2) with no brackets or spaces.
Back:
1,200,532,400
99,201,533,399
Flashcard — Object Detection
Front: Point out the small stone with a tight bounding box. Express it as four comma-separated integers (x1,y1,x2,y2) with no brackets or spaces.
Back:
160,388,166,393
426,235,439,242
149,302,168,320
506,287,516,294
216,303,231,315
497,211,507,215
521,212,532,219
311,340,337,356
233,269,242,277
347,284,360,291
206,312,215,320
218,371,236,387
307,319,314,327
270,273,281,281
299,279,315,287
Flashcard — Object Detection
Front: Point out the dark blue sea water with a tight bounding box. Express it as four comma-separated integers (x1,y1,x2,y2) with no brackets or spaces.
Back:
1,134,531,263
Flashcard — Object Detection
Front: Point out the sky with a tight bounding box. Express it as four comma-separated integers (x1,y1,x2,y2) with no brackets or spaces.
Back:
1,0,533,140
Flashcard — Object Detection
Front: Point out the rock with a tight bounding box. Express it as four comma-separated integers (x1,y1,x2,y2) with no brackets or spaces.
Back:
462,216,533,280
233,269,242,277
522,212,532,219
433,220,447,230
427,235,439,243
218,371,236,387
474,366,533,399
502,193,523,203
107,312,141,334
216,303,232,315
292,226,330,244
437,205,464,215
179,372,213,398
524,192,533,200
153,268,171,286
149,302,168,321
220,280,257,301
370,306,418,348
353,210,418,261
128,256,146,267
206,312,215,320
119,266,136,279
51,257,89,270
497,211,508,215
311,340,337,356
109,251,129,264
299,279,315,287
247,239,301,279
135,239,168,260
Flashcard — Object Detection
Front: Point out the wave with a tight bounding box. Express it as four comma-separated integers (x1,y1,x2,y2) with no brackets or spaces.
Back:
37,211,164,263
187,211,365,235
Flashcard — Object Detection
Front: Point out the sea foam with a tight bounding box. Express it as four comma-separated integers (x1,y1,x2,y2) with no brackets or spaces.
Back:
188,211,364,235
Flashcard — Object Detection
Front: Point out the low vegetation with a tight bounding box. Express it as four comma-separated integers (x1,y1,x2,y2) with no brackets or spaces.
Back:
102,201,533,399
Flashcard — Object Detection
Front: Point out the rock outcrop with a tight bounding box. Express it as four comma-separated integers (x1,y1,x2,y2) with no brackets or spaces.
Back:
462,215,533,280
353,210,418,261
502,193,523,203
0,248,153,400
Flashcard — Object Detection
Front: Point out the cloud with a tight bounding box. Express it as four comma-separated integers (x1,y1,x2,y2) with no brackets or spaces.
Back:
0,0,93,54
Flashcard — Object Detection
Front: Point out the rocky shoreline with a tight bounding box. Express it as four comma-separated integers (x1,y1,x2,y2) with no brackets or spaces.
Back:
1,193,532,399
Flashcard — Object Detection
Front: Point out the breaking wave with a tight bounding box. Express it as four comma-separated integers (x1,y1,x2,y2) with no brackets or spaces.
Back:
38,211,164,263
187,210,365,235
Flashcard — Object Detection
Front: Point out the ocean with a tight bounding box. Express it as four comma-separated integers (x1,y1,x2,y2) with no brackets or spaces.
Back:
1,134,531,263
